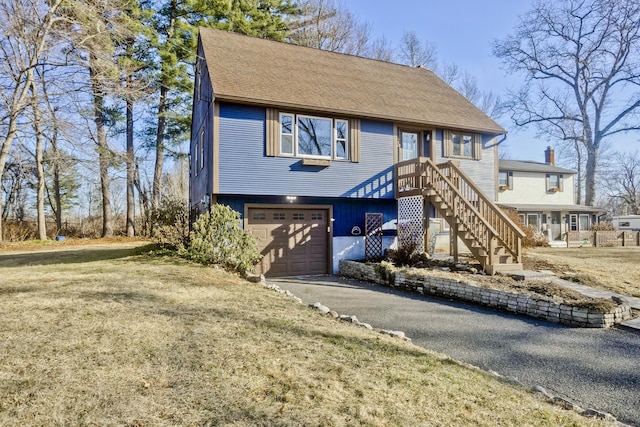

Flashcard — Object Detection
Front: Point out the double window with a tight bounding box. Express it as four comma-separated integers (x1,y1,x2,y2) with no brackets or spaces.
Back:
279,113,350,160
452,134,472,157
443,130,482,160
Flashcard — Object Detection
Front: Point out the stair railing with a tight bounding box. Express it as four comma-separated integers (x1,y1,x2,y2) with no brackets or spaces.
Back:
437,161,525,263
396,157,500,264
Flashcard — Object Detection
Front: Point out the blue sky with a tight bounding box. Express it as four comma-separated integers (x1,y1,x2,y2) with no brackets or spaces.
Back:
344,0,579,163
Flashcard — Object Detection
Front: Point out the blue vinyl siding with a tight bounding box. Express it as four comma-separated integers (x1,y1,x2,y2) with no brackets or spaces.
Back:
218,103,395,199
189,44,214,212
217,195,397,237
434,128,498,199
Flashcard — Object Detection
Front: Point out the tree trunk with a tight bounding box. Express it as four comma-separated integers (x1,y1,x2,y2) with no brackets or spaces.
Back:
585,147,598,206
152,0,176,210
574,141,583,205
0,67,36,241
52,130,62,233
0,0,62,241
152,84,168,209
134,159,150,235
30,81,47,240
126,84,135,237
90,55,113,237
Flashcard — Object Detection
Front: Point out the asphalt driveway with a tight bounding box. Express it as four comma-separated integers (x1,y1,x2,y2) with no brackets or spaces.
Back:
270,275,640,426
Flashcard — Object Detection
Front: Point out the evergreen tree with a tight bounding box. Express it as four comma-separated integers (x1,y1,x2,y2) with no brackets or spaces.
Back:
148,0,297,208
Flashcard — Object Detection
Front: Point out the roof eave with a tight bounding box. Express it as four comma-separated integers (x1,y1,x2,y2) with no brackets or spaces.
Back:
214,94,507,135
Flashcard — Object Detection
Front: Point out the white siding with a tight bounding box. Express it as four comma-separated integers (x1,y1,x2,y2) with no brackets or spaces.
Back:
498,171,575,205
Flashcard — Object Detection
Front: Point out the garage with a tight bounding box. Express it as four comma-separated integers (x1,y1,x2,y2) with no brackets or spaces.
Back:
246,206,330,277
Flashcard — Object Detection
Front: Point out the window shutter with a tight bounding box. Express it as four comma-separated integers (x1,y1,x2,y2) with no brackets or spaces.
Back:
473,133,482,160
507,171,513,189
559,174,564,191
545,174,550,191
443,130,452,157
265,108,279,156
349,118,360,162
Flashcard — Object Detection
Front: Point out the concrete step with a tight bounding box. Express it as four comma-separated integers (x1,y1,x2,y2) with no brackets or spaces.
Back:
486,263,524,275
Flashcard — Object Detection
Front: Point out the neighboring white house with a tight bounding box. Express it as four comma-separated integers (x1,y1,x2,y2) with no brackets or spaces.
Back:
497,147,604,242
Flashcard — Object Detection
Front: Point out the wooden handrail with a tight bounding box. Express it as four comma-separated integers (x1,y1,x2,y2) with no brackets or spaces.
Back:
436,161,525,261
396,157,500,257
395,157,524,266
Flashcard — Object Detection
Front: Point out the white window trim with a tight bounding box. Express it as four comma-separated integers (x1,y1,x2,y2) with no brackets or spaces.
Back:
569,214,578,231
297,114,333,159
579,214,590,231
279,113,295,156
498,171,509,187
400,130,420,161
279,112,349,161
335,119,349,160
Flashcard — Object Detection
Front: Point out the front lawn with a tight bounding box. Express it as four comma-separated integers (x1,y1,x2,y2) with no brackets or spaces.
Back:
525,247,640,298
0,243,609,426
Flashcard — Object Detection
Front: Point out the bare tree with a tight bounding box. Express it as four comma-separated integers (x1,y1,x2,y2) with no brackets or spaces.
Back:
0,0,63,241
59,0,142,237
398,30,437,69
448,70,503,120
288,0,372,55
366,35,395,62
29,80,47,240
494,0,640,206
602,151,640,215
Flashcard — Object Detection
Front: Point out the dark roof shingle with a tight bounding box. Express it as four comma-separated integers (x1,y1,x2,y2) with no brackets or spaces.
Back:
499,159,576,174
198,28,506,134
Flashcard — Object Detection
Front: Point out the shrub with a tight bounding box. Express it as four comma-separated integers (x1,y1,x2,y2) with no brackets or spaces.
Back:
150,196,190,250
591,222,615,231
385,241,424,266
503,208,548,247
185,204,262,274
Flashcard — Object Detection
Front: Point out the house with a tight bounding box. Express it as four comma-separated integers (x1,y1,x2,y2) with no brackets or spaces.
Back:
497,147,604,242
190,28,524,276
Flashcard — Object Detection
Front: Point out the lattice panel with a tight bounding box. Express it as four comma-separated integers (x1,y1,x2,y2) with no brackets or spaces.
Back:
397,196,424,251
365,213,384,261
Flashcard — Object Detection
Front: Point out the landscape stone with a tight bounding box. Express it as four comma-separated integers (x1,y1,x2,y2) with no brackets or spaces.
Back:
532,385,551,399
309,302,330,315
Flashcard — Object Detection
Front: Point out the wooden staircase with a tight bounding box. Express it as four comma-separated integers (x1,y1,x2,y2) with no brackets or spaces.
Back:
395,157,525,274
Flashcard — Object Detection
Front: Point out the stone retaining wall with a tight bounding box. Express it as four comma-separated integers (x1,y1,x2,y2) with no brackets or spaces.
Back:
339,260,632,328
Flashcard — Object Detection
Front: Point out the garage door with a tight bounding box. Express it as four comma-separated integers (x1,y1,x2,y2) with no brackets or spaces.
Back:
247,207,329,277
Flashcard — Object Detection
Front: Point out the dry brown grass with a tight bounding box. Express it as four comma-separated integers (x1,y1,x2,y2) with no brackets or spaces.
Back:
0,244,610,426
525,247,640,298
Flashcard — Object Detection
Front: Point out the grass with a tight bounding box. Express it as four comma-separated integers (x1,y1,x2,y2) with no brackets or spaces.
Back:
0,243,611,426
524,246,640,298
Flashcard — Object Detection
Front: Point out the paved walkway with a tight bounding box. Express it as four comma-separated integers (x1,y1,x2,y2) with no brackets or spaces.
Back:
270,275,640,425
509,270,640,332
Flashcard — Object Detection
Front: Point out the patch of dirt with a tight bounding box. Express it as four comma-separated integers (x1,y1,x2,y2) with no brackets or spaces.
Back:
522,253,577,277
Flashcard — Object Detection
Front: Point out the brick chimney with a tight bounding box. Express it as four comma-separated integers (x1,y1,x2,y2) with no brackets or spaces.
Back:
544,146,555,166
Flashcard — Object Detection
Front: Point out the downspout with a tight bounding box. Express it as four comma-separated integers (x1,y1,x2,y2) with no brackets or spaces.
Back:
494,133,507,201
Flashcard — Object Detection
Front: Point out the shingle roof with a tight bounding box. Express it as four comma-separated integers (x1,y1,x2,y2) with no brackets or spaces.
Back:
498,203,605,213
198,28,506,135
499,159,576,174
